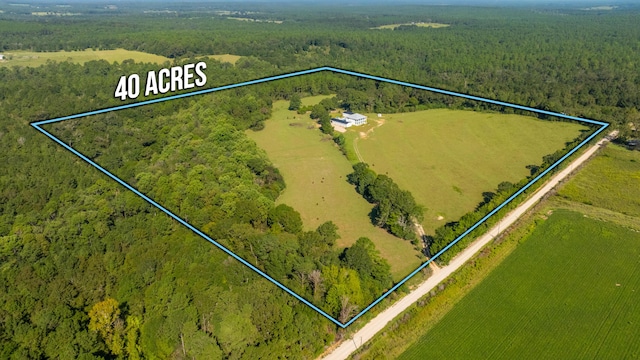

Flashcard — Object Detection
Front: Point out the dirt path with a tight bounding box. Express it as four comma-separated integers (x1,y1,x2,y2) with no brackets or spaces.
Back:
352,118,386,163
353,137,365,163
415,223,441,272
320,130,617,360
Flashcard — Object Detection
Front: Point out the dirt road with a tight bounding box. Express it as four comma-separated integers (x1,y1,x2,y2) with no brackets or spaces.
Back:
320,130,616,360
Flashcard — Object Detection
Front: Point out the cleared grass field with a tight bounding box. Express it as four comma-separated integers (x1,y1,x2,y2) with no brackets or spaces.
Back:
399,210,640,359
558,144,640,217
202,54,242,64
247,97,423,280
0,49,242,67
348,109,586,232
227,17,283,24
0,49,169,67
0,49,170,67
372,22,450,29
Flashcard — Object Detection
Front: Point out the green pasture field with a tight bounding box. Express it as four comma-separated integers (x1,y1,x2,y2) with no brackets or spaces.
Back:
204,54,242,64
247,97,423,279
372,22,450,29
0,49,171,67
558,144,640,217
347,109,586,232
398,210,640,359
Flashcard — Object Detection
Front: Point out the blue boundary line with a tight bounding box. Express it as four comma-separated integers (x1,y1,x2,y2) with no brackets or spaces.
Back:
31,66,609,328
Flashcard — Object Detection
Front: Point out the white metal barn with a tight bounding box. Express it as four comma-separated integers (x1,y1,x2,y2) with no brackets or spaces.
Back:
343,112,367,126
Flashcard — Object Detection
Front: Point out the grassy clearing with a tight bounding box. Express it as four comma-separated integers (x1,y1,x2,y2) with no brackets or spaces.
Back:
399,210,640,359
347,109,586,233
299,94,334,107
227,17,283,24
550,197,640,232
558,144,640,217
247,98,422,280
0,49,169,68
201,54,242,64
372,22,450,29
31,11,81,16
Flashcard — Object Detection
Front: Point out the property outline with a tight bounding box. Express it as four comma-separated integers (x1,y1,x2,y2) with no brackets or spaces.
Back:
31,66,609,328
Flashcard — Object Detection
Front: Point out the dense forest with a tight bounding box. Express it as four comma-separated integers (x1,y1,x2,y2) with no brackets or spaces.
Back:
1,2,639,359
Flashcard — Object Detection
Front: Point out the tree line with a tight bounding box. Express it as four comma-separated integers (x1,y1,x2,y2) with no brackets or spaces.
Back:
348,163,424,243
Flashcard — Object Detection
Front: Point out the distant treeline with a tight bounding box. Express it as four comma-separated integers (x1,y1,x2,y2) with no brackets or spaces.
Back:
1,5,638,130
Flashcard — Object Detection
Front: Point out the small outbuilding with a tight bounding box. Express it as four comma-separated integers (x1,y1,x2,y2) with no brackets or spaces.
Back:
331,117,352,128
0,54,5,60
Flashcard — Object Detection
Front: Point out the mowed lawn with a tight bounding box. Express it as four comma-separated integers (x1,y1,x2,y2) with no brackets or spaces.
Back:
558,144,640,218
349,109,586,232
247,98,422,279
0,49,170,67
400,210,640,359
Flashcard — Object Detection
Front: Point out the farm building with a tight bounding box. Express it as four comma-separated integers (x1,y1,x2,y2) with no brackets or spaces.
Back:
331,112,367,129
0,54,4,60
331,117,353,128
343,112,367,126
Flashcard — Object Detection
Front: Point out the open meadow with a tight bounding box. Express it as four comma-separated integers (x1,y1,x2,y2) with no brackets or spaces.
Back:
558,144,640,218
347,109,586,232
372,22,450,29
201,54,242,64
399,209,640,359
247,97,423,280
0,49,242,67
0,49,170,67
